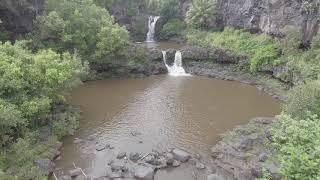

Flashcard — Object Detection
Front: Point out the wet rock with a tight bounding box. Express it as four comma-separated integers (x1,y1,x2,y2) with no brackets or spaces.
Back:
117,152,127,159
207,174,223,180
129,152,141,161
96,144,106,151
165,153,174,165
196,162,206,169
258,153,268,162
73,138,83,144
110,162,128,172
134,165,154,180
34,159,55,175
131,131,142,136
69,168,82,177
172,148,190,162
172,160,181,167
144,155,156,164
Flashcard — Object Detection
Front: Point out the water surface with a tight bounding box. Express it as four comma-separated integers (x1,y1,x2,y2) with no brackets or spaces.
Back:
56,75,280,179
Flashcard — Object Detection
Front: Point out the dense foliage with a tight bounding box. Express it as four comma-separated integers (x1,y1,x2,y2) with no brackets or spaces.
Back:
186,0,218,29
187,28,280,72
160,19,186,40
0,41,86,178
30,0,129,63
272,112,320,179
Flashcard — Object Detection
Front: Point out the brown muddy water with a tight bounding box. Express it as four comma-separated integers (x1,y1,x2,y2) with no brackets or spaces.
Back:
55,75,280,179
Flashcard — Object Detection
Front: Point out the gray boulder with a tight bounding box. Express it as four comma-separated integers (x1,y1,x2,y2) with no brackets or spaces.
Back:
69,168,82,177
134,165,154,180
172,148,191,162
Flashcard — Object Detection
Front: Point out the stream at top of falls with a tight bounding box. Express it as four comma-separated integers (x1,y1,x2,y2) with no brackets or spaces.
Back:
55,74,280,179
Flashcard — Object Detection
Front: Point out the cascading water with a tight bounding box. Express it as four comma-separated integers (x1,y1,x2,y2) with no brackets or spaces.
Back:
146,16,160,42
163,50,191,76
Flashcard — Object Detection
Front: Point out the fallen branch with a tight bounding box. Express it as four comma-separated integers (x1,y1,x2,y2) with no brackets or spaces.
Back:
73,162,87,177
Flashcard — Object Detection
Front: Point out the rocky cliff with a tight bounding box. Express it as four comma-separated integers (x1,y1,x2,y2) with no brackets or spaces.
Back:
180,0,319,45
0,0,45,39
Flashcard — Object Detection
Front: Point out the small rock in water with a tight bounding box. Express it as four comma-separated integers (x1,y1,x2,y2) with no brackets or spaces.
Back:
196,162,206,169
144,155,156,164
134,165,154,180
139,140,143,144
73,138,83,144
172,148,191,162
130,152,141,161
110,161,127,172
96,144,106,151
69,168,82,177
207,174,223,180
258,153,268,162
117,152,126,159
131,131,142,136
165,153,174,165
195,153,201,160
172,160,181,167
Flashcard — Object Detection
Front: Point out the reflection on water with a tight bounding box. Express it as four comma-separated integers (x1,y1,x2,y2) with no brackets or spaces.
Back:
56,75,280,179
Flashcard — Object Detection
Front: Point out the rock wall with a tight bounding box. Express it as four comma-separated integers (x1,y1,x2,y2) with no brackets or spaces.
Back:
0,0,45,38
219,0,319,44
180,0,319,44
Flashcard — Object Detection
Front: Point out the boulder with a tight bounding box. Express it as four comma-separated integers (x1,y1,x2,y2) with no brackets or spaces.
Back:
69,168,82,177
117,152,127,159
195,162,206,169
172,148,190,162
129,152,141,161
96,144,106,151
134,165,154,180
165,153,174,165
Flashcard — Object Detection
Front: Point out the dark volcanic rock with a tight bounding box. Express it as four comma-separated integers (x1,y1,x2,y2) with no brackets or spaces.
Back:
180,45,243,64
210,117,281,180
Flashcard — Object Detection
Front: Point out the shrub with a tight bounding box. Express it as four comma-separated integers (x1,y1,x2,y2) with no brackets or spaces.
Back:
186,27,280,72
0,41,86,146
272,113,320,179
160,19,186,40
284,80,320,118
186,0,218,29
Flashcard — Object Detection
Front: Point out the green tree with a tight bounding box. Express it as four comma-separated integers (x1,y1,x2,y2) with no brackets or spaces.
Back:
30,0,129,63
0,41,86,146
186,0,218,29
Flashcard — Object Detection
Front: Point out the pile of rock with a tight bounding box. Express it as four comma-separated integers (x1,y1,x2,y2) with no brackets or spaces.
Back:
59,148,223,180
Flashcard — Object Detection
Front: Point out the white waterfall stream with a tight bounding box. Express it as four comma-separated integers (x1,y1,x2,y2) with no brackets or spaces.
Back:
162,50,191,76
146,16,160,42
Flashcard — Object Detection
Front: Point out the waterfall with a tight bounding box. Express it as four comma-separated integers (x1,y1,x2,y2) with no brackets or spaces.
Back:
146,16,160,42
163,50,191,77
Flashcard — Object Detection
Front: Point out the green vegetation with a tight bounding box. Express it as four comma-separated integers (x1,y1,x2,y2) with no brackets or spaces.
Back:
30,0,129,63
160,19,186,40
272,112,320,179
271,81,320,179
187,28,280,72
0,41,86,178
186,0,218,29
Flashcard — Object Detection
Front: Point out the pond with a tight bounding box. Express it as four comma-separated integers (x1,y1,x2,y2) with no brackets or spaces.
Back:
55,75,280,179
